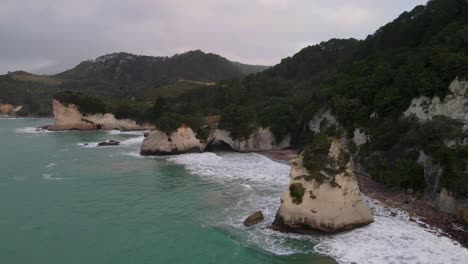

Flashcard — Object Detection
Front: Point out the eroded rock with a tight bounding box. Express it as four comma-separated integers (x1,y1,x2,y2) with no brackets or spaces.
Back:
45,99,154,131
272,138,374,234
243,211,264,227
140,126,291,155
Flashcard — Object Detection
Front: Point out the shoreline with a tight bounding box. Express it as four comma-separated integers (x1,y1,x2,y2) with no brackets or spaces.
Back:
356,172,468,248
257,149,468,248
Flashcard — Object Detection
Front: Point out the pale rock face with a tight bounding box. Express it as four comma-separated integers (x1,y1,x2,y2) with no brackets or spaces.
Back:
47,99,153,131
140,126,203,155
417,150,443,196
140,127,291,155
404,79,468,128
207,128,290,152
273,139,373,233
353,128,368,147
437,188,457,214
309,109,338,133
0,104,22,116
0,104,14,114
48,99,96,130
83,114,150,131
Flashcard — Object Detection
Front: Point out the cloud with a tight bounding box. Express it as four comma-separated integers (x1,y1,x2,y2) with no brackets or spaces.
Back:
0,0,428,74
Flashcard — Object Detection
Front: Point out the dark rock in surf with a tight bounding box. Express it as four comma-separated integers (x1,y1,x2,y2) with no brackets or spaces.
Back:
98,140,120,147
243,211,264,227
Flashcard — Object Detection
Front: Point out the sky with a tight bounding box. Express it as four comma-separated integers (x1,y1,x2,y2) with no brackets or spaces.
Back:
0,0,428,75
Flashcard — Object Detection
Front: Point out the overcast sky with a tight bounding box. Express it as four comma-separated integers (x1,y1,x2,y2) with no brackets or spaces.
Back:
0,0,428,75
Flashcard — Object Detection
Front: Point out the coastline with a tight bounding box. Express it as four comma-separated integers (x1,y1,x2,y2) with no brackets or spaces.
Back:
357,172,468,247
257,149,468,248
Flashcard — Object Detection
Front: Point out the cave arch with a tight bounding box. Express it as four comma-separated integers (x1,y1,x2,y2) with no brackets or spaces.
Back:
205,138,236,152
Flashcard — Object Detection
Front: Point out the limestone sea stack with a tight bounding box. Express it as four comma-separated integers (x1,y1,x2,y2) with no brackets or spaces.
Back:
272,138,373,233
45,99,154,131
140,126,203,155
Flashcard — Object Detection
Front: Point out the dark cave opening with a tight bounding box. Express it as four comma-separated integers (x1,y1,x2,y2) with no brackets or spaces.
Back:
205,139,236,152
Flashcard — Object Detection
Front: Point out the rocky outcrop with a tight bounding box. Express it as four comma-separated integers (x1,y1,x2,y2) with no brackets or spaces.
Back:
243,211,264,227
417,151,443,197
140,126,203,155
46,99,97,130
0,103,22,116
207,128,290,152
309,108,338,133
272,139,373,233
436,188,468,225
140,126,291,155
45,99,153,131
404,79,468,128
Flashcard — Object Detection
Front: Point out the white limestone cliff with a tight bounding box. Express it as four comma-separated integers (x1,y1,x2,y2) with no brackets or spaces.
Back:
404,79,468,128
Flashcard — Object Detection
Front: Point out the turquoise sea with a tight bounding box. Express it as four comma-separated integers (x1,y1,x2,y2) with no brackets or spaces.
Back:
1,119,467,264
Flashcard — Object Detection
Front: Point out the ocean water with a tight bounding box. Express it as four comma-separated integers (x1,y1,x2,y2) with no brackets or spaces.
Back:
1,119,467,264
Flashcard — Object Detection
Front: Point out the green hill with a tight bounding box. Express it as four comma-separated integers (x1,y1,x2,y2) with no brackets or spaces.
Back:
0,50,269,116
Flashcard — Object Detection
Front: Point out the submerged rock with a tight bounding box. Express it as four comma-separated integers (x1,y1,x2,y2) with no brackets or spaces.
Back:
243,211,264,227
98,140,120,147
272,138,373,234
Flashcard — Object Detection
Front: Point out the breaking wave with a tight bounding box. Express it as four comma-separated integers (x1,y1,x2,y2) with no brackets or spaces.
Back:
168,152,468,263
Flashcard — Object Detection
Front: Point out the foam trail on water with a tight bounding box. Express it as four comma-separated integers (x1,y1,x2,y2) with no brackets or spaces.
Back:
120,136,145,146
106,130,145,136
42,174,70,180
45,163,57,169
77,135,144,149
77,142,99,148
168,152,468,263
15,127,54,134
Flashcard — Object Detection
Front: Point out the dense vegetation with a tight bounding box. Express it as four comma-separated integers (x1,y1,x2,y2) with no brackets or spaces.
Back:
0,51,268,116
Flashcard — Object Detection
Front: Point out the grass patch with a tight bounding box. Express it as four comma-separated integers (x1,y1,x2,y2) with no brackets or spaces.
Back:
289,183,306,204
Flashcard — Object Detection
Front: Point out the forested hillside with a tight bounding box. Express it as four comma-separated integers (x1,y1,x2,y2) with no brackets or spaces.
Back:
0,50,268,116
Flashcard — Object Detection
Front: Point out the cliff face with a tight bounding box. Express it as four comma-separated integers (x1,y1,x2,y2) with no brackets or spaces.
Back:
272,139,373,233
207,128,290,152
140,126,203,155
46,99,153,131
140,126,291,155
0,103,22,116
404,79,468,127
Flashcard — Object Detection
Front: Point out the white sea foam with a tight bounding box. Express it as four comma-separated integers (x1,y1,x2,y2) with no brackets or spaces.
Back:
45,163,57,169
120,136,145,146
42,174,70,180
78,135,144,149
168,152,468,263
106,130,145,136
77,142,99,148
15,126,54,134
